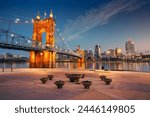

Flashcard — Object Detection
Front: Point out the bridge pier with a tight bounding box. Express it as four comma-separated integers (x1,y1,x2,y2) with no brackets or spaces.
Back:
49,52,56,68
42,50,49,68
77,58,85,69
42,51,56,68
29,51,36,68
29,51,56,68
76,46,85,69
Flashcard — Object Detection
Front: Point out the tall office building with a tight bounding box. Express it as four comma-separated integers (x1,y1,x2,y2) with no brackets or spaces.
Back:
125,40,135,55
94,44,102,61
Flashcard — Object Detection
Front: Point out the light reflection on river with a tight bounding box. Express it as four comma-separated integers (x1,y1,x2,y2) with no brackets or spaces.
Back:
0,62,150,72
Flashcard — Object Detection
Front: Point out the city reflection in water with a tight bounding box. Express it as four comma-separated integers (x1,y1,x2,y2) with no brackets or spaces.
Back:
0,62,150,72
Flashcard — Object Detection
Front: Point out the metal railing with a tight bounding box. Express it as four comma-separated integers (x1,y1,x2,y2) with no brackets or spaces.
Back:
0,28,82,58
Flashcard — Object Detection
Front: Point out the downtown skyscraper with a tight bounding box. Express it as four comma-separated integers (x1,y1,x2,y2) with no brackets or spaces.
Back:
94,44,102,61
125,40,135,55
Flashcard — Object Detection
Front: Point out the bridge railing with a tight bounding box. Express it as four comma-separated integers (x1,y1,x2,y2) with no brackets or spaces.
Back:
54,47,82,58
0,28,82,58
0,29,43,50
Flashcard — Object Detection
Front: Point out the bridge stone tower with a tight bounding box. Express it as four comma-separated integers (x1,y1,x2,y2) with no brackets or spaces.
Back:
30,11,56,68
76,45,85,68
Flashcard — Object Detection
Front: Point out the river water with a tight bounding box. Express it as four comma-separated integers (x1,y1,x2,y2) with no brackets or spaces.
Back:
0,62,150,72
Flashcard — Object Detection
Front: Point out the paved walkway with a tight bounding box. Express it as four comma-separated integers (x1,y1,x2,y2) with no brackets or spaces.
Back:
0,68,150,100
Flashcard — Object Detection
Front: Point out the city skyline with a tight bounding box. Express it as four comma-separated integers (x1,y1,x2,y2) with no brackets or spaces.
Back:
0,0,150,57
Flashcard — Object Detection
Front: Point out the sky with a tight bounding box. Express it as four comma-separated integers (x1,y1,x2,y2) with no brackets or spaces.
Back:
0,0,150,57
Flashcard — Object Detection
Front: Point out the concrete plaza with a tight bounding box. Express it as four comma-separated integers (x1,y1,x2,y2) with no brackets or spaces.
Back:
0,68,150,100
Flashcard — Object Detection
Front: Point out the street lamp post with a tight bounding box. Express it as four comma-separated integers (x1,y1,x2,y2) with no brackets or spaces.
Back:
104,54,107,70
107,50,110,71
40,52,43,68
2,55,5,72
11,34,14,44
108,55,110,71
10,62,13,72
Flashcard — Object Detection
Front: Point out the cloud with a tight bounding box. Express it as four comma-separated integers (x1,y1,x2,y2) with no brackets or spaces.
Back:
62,0,149,41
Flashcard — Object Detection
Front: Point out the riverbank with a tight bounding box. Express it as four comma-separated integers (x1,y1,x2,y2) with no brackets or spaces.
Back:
0,68,150,100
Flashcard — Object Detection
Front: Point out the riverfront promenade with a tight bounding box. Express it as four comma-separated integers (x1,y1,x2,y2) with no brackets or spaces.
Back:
0,68,150,100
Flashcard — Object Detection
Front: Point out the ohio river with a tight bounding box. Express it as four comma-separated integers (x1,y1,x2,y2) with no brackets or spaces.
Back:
0,62,150,72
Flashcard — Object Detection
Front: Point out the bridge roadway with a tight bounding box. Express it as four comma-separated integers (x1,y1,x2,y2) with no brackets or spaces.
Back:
0,28,82,58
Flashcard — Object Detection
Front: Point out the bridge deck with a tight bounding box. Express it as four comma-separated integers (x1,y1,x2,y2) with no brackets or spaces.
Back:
0,29,82,58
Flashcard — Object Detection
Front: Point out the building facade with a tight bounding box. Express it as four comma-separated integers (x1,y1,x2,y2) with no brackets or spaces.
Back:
107,49,115,58
84,50,94,61
115,48,122,58
94,44,102,61
125,40,135,55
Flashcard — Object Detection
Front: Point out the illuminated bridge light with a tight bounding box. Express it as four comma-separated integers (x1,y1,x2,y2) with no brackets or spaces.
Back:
31,19,34,23
25,20,28,23
11,34,14,37
16,18,20,22
28,40,31,43
15,20,18,23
